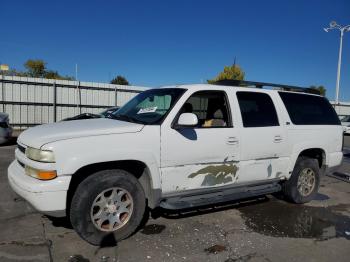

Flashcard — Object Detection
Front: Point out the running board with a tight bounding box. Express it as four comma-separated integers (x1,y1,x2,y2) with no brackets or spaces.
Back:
160,182,281,210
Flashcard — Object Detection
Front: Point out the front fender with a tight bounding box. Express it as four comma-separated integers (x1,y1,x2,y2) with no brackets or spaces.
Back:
42,127,161,190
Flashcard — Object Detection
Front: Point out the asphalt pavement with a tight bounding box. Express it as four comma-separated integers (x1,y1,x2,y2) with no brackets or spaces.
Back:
0,138,349,262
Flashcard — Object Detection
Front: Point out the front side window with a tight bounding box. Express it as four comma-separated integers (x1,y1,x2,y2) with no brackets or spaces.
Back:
177,91,232,128
237,91,279,127
112,88,185,124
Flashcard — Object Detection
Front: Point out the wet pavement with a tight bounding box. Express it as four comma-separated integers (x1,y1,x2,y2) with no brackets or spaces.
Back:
0,141,350,261
239,198,350,240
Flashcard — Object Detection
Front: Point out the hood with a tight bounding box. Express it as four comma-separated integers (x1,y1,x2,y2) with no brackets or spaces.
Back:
18,118,144,148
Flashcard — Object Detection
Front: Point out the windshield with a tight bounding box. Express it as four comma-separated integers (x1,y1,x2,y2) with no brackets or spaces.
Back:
112,88,185,124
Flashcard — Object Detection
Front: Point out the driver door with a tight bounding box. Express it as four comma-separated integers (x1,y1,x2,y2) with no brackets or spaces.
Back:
160,90,241,194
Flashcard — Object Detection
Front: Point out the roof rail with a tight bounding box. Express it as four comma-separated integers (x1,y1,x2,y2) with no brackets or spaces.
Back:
213,80,321,95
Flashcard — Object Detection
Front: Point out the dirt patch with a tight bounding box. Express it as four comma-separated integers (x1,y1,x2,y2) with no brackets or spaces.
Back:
204,244,227,254
141,224,166,235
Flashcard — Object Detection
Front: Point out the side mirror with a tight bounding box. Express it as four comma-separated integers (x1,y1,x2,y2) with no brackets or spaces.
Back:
176,113,198,128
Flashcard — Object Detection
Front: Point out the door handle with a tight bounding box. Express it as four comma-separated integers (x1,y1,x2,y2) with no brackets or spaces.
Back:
274,135,283,143
227,137,239,145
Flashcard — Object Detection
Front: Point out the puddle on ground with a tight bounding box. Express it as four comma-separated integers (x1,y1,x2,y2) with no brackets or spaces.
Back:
204,244,227,254
238,200,350,240
141,224,166,235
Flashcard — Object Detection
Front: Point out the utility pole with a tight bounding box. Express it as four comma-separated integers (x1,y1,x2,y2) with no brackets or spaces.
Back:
324,21,350,105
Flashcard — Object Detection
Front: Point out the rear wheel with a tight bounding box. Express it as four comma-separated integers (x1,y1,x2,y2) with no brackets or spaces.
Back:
282,157,320,203
70,169,146,245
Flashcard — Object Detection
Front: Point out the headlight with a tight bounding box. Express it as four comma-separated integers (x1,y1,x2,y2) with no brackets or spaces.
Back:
25,147,55,163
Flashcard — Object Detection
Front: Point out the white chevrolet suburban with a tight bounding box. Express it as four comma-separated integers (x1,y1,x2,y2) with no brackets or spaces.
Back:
8,80,343,245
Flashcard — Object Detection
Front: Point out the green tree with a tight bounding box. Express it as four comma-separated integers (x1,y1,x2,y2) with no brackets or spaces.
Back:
10,59,75,80
44,70,75,80
110,75,129,85
207,64,245,84
310,85,326,96
24,59,46,77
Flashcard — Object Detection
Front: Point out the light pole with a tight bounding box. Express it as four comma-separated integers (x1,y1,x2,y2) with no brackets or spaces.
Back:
324,21,350,104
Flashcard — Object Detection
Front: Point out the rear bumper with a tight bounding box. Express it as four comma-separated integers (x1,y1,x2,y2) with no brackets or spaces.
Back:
7,160,71,217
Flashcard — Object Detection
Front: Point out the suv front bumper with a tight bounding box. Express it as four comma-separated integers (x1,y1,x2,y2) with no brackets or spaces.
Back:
8,160,71,217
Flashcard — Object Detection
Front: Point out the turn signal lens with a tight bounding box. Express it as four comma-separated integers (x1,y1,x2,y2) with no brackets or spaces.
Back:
25,166,57,180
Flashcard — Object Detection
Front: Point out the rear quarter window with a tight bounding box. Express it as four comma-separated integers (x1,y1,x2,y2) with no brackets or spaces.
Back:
279,92,340,125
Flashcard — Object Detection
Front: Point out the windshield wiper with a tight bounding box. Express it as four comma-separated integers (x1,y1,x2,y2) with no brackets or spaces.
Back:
112,114,143,124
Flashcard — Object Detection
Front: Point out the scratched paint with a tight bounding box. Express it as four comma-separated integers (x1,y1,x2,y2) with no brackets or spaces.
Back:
188,163,239,186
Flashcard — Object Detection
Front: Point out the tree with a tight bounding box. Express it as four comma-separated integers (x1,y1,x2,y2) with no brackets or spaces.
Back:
44,70,75,80
110,75,129,85
8,59,75,80
207,64,245,84
310,85,326,96
24,59,46,78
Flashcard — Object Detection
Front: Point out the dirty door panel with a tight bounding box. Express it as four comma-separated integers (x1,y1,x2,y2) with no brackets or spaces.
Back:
236,91,289,182
160,90,240,194
160,128,240,193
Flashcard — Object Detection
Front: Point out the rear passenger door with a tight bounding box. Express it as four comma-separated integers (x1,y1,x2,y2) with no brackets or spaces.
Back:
235,91,289,183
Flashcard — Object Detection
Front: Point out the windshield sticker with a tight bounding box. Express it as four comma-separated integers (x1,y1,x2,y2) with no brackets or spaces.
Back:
137,106,158,114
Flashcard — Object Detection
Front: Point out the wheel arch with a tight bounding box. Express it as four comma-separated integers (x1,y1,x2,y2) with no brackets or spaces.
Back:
66,160,161,215
289,147,327,176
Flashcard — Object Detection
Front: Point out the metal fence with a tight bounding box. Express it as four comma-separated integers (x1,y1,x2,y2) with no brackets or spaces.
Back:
331,102,350,116
0,75,149,129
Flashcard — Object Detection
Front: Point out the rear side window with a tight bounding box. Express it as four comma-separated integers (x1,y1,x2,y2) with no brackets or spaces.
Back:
279,92,340,125
237,91,279,127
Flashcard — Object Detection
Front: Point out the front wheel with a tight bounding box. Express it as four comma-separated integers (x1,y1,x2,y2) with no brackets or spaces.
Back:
282,157,320,204
70,169,146,245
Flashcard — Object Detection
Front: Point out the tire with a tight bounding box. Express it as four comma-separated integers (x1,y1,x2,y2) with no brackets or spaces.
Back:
70,169,146,246
282,156,320,204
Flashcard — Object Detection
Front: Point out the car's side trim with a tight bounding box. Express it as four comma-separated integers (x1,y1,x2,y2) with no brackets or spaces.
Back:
161,178,282,198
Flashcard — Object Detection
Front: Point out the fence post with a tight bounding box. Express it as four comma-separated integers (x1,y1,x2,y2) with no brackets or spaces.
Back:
1,75,5,113
115,86,118,106
76,81,82,114
53,82,57,122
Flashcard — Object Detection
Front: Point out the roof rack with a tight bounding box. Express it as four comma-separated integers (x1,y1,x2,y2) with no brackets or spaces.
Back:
213,80,321,95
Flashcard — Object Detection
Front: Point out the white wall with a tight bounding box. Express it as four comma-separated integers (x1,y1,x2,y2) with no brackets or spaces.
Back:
0,75,150,128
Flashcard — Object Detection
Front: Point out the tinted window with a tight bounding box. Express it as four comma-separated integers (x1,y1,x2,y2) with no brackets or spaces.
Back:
237,92,279,127
178,91,232,128
279,92,340,125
